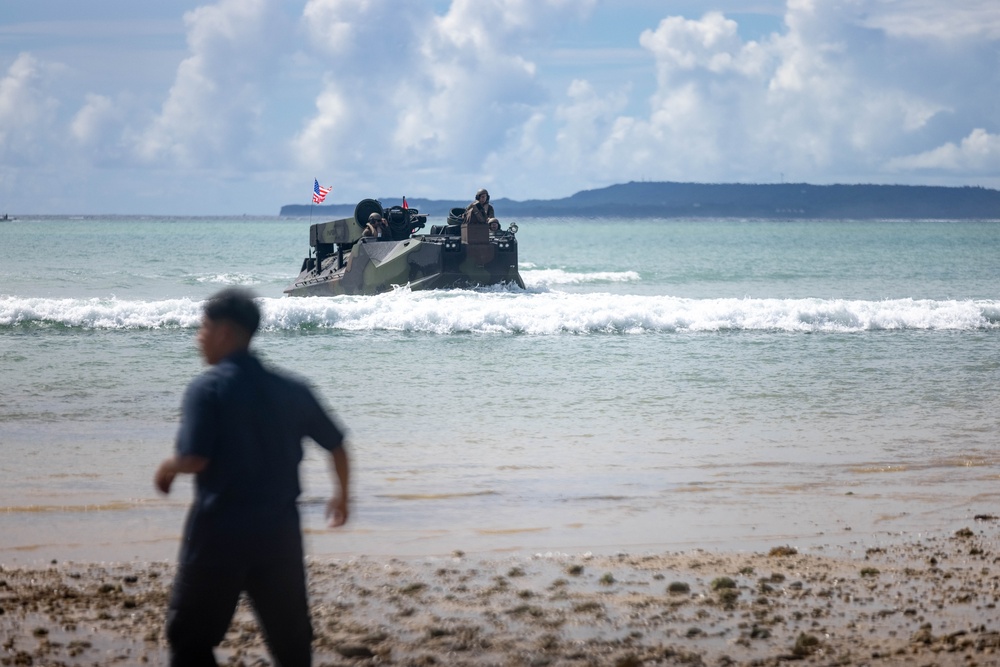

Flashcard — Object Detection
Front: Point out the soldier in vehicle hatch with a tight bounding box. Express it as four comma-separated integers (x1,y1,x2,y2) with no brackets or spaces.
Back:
362,212,391,240
464,188,495,226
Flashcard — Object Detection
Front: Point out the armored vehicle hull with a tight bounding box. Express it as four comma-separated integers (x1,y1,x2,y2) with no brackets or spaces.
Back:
285,199,524,297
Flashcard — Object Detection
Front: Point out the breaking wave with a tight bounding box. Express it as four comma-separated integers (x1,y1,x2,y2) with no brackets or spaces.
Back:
192,272,265,286
0,296,205,329
520,268,640,287
2,293,999,335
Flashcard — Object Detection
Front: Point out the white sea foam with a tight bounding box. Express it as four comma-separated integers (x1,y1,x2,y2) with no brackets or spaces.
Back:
0,296,204,329
521,268,641,287
2,292,997,334
193,273,263,286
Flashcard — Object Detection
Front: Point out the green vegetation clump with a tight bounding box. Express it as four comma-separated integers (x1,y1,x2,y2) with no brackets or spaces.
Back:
667,581,690,594
768,546,798,557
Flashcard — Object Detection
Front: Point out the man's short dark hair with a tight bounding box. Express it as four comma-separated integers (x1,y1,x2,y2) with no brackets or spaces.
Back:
203,288,261,336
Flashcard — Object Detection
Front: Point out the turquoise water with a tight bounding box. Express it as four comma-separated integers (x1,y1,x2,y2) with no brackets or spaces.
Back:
1,216,999,563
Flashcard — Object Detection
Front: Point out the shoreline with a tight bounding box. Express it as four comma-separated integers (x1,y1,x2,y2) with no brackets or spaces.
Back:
2,523,998,665
0,505,987,570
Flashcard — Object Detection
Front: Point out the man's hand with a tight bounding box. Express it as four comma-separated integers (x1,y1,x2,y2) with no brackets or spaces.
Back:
154,455,209,495
325,495,348,528
326,447,350,527
154,458,178,495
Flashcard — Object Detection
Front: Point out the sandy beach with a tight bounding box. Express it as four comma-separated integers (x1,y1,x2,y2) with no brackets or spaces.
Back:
2,521,999,666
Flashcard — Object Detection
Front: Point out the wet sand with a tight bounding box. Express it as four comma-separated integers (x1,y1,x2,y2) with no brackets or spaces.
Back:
2,521,999,666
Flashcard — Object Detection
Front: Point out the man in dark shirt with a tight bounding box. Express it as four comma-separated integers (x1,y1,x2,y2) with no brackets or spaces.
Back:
155,288,350,667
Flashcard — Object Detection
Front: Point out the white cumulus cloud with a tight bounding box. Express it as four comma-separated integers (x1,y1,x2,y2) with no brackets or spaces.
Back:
536,0,995,189
134,0,286,168
293,0,597,195
0,53,60,165
887,129,1000,173
71,94,119,145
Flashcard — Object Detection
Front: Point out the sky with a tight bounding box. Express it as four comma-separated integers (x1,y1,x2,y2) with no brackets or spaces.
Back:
1,0,998,215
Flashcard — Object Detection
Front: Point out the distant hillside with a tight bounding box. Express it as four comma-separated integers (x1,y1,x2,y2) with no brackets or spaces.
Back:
279,182,1000,219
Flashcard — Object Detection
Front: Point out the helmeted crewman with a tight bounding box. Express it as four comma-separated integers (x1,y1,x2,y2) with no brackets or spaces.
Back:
362,212,391,240
464,188,495,226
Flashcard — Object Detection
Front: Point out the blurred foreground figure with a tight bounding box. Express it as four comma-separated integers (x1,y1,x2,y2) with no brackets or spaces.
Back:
155,287,350,667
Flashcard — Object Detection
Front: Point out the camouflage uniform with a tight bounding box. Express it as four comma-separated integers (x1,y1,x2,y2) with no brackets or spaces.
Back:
464,189,495,226
363,218,391,240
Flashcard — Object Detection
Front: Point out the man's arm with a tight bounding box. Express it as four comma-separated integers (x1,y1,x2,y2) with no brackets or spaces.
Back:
154,455,210,495
325,446,350,527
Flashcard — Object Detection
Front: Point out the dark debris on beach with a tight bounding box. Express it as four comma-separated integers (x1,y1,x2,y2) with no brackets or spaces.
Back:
2,526,1000,666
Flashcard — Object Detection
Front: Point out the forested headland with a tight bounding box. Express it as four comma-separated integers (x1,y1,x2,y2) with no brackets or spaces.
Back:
280,182,1000,219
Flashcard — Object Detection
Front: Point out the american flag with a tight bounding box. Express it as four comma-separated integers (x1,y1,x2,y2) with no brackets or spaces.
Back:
312,179,331,204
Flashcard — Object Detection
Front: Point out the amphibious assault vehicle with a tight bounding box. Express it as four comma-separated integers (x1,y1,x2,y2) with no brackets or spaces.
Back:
284,198,524,296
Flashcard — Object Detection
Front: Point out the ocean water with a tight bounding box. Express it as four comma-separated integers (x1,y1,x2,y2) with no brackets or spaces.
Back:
1,215,999,563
